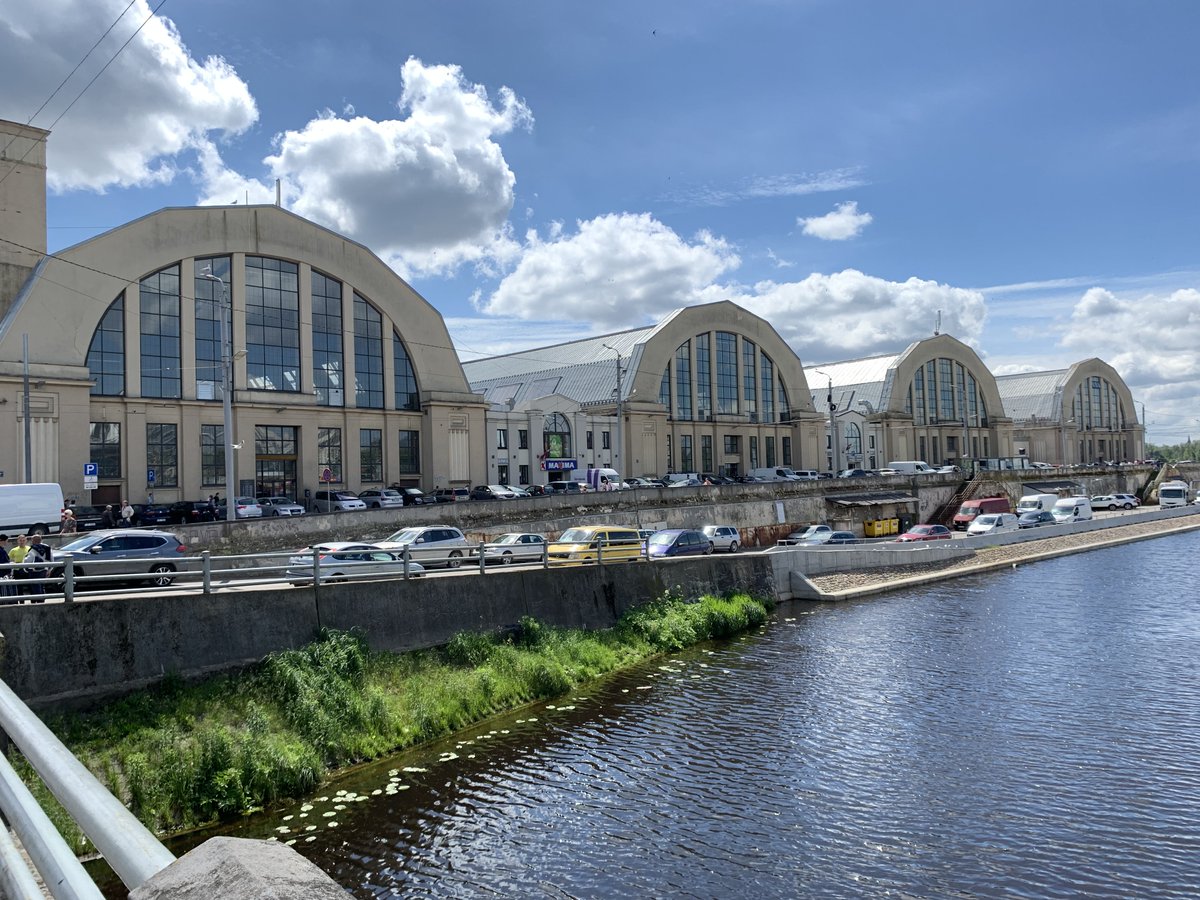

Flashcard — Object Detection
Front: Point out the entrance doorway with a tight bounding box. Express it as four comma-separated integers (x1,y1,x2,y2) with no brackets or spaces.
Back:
255,425,298,499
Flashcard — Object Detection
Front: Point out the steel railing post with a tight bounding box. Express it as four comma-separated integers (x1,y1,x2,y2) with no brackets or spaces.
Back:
202,551,212,595
63,558,74,603
403,546,411,580
478,541,487,574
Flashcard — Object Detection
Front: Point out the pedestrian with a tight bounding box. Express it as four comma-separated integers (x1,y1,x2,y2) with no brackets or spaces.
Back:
24,533,52,601
120,500,135,527
0,534,13,601
100,504,116,529
8,535,30,598
60,508,78,534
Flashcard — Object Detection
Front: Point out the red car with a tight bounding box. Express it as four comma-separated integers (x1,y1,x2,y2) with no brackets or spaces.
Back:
895,524,952,542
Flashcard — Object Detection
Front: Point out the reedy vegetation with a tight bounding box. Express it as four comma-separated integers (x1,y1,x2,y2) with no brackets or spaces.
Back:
15,590,770,852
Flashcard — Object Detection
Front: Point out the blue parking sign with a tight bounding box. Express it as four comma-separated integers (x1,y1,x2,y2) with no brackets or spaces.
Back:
147,468,156,484
84,462,98,477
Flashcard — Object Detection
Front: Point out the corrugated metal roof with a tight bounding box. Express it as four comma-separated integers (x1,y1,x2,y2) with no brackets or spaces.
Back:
805,354,898,389
462,325,656,385
996,370,1069,422
827,491,918,507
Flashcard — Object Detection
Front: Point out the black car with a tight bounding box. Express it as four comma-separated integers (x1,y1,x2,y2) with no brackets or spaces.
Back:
1018,511,1056,528
71,505,111,531
397,487,429,506
169,500,217,525
133,503,173,526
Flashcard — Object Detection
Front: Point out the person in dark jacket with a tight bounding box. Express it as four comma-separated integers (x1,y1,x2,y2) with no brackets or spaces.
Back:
23,533,52,601
99,505,117,529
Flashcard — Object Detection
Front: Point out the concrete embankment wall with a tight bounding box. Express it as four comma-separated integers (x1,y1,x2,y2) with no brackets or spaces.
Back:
0,555,777,709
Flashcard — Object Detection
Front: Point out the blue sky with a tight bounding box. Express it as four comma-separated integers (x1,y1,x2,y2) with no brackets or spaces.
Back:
4,1,1200,443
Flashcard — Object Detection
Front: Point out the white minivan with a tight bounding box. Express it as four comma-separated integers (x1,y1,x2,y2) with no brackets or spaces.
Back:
0,483,64,534
886,460,936,475
1051,496,1094,524
1016,493,1058,514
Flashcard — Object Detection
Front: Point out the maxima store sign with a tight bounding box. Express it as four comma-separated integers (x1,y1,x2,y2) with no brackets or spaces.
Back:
543,459,578,471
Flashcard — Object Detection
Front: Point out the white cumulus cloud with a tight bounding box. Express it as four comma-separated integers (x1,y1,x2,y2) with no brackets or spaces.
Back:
0,0,257,192
254,58,532,277
735,269,987,360
798,201,873,241
479,213,741,329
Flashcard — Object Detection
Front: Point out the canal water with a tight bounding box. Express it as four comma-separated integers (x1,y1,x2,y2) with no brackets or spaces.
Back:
209,532,1200,897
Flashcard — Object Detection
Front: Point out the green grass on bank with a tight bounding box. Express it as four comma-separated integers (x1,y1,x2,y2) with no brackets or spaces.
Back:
13,590,771,852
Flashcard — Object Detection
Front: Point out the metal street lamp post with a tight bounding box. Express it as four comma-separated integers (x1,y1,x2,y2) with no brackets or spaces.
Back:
813,369,838,473
602,343,623,475
198,268,237,524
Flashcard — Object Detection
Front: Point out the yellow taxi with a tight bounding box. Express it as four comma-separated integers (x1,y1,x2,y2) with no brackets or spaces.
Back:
547,524,643,564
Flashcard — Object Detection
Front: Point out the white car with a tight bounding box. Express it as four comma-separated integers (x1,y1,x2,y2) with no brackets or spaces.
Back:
258,496,305,517
472,532,547,565
224,496,263,518
358,488,405,509
376,525,472,568
286,542,424,583
1090,493,1139,510
700,525,740,552
967,513,1020,536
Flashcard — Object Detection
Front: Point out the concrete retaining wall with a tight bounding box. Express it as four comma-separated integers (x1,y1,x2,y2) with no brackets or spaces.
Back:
0,555,777,709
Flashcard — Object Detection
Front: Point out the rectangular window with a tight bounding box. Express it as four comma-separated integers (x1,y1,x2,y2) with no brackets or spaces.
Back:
723,435,740,454
701,434,713,472
398,430,420,474
665,434,673,472
140,265,181,399
146,423,178,487
587,430,594,450
782,436,792,467
519,464,530,484
318,427,343,483
200,424,224,486
497,464,509,484
696,333,711,418
90,422,122,478
602,430,611,450
353,294,384,409
743,341,757,418
311,270,344,406
496,428,508,449
195,257,230,401
245,257,300,391
765,436,776,467
749,436,758,469
675,341,693,420
680,434,694,471
360,429,383,483
518,429,529,450
716,331,738,415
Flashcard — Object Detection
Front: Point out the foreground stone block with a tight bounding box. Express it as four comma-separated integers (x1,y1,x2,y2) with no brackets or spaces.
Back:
130,836,349,899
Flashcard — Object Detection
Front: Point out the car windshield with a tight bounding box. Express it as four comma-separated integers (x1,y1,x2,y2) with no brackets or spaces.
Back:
495,534,523,545
975,516,997,526
648,533,676,545
59,536,101,552
956,504,979,516
384,528,423,543
382,490,401,497
558,528,591,542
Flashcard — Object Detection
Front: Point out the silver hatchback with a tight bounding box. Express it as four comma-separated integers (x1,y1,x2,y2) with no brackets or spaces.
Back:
51,529,188,587
376,525,472,568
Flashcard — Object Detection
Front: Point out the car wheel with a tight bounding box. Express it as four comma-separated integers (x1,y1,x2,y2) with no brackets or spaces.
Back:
500,551,514,565
147,564,175,587
447,550,463,569
728,541,738,553
705,543,714,554
1123,502,1134,510
1108,504,1118,510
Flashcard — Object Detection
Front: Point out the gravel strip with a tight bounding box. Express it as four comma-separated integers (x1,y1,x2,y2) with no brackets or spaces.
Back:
807,518,1199,594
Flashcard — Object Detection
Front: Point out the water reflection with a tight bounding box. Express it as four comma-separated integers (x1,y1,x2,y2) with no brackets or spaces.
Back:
199,533,1200,897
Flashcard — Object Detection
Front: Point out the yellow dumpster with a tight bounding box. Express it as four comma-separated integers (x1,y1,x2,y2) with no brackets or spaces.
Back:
889,518,899,535
864,520,882,537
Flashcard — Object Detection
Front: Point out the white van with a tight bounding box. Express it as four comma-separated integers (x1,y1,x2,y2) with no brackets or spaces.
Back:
1016,493,1058,514
0,483,65,535
585,468,624,491
749,467,813,482
1159,480,1189,508
887,460,936,475
1051,496,1093,524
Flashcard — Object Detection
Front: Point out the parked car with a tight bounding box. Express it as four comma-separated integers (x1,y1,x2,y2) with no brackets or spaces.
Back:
286,542,424,584
396,487,429,506
837,468,873,478
524,484,551,497
668,477,703,488
623,477,658,488
646,529,714,558
132,503,173,526
51,529,188,587
219,497,263,519
700,525,740,553
358,488,405,509
895,524,953,542
71,505,109,531
313,490,367,513
375,525,472,568
471,532,547,565
501,485,531,498
431,487,470,503
936,465,961,475
544,481,584,495
778,524,832,545
1018,511,1056,528
548,525,643,564
966,513,1020,536
796,530,859,545
168,500,218,525
1090,493,1139,510
470,484,518,501
258,496,306,517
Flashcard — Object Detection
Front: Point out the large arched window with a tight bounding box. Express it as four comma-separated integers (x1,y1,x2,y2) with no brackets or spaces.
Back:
544,412,572,458
393,331,419,411
195,257,231,401
844,421,862,461
904,358,988,426
716,331,738,415
1071,375,1126,431
87,296,125,396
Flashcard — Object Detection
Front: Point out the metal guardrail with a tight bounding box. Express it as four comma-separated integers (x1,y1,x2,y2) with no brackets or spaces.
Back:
0,678,175,897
